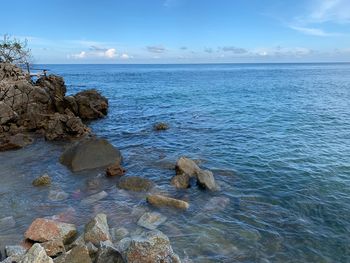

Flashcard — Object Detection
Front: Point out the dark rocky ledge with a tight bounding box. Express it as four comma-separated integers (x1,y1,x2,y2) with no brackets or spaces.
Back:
0,63,108,150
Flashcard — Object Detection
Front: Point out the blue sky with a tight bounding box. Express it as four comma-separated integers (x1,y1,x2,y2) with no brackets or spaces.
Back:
1,0,350,63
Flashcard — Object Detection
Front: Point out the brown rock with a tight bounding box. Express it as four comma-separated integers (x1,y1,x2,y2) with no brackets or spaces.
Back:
0,133,33,151
175,157,201,177
147,194,189,210
106,162,125,177
171,173,190,189
54,245,92,263
197,169,219,191
32,174,51,187
154,122,169,131
25,218,77,244
117,176,154,192
74,89,108,120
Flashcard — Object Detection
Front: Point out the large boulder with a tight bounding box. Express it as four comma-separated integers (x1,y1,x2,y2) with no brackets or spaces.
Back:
197,170,220,191
74,89,108,120
123,230,180,263
175,157,201,177
25,218,77,244
60,138,122,172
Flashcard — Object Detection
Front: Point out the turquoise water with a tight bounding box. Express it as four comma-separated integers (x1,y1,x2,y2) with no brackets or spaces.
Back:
1,63,350,262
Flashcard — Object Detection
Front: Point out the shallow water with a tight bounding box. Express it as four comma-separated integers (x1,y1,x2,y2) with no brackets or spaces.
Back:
1,63,350,262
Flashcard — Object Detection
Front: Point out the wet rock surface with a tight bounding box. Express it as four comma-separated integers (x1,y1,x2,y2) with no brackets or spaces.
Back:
32,174,51,187
59,138,122,172
0,63,108,148
117,176,154,192
147,194,190,210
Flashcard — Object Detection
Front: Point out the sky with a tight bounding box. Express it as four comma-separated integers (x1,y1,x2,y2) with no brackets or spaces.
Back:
1,0,350,64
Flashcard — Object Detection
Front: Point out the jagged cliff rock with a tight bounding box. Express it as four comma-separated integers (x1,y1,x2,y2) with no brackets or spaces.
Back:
0,63,108,149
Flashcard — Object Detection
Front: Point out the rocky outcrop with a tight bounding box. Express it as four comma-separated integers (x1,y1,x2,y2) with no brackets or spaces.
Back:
0,133,33,151
59,138,122,172
0,63,108,149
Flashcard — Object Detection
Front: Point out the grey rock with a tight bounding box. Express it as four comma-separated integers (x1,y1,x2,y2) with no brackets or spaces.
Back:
117,176,154,192
81,191,108,205
48,189,69,201
175,157,201,177
137,212,167,230
84,213,111,246
95,241,124,263
111,227,129,243
19,243,53,263
0,216,15,229
5,245,26,258
54,245,92,263
60,138,122,172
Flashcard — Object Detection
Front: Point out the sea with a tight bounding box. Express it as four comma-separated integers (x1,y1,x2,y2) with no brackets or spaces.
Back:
1,63,350,262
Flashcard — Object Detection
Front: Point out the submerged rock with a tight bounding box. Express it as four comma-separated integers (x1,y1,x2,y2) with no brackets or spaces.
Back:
124,230,180,263
19,243,53,263
171,173,190,189
32,174,51,187
0,133,33,151
59,138,122,172
106,162,125,177
147,194,189,210
204,196,230,211
48,189,69,201
117,176,154,192
154,122,169,131
137,212,167,230
25,218,77,244
81,191,108,205
0,216,16,229
84,213,111,246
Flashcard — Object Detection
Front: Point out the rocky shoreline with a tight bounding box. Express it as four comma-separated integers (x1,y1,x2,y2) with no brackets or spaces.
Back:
0,63,221,263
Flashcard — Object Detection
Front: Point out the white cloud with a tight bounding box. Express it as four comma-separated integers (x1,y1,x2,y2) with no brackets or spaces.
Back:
72,51,86,59
104,48,117,58
120,53,130,59
289,25,336,36
310,0,350,23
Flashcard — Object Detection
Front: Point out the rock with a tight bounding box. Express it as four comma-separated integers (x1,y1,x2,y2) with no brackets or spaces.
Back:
125,230,180,263
41,239,65,257
54,245,92,263
137,212,167,230
59,138,122,172
95,241,124,263
197,169,219,191
5,245,26,258
204,196,230,211
74,89,108,120
154,122,169,131
147,194,189,210
111,227,129,243
19,243,53,263
0,216,16,229
0,101,17,125
84,213,111,246
117,176,154,192
48,189,69,201
81,191,108,205
175,157,200,177
25,218,77,244
171,173,190,189
32,174,51,187
0,134,33,151
106,162,125,177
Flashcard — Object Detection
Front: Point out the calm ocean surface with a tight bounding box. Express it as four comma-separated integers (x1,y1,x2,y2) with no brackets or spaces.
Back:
1,63,350,262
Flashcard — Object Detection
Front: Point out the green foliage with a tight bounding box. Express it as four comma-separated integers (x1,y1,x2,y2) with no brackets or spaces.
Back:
0,34,32,65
